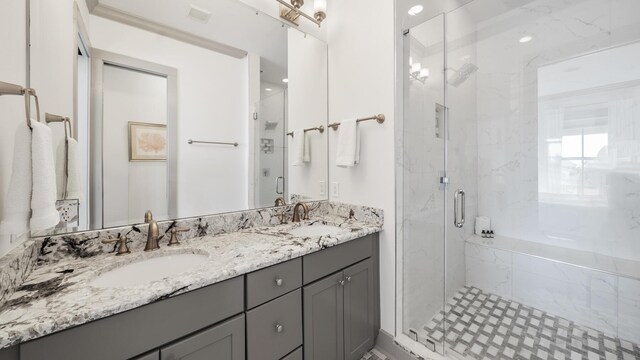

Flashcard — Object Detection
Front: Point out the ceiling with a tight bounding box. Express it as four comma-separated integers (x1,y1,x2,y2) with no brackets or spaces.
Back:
97,0,289,84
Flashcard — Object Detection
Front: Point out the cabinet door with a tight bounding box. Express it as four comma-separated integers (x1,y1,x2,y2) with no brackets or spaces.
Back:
303,271,345,360
130,350,159,360
343,259,375,360
160,314,245,360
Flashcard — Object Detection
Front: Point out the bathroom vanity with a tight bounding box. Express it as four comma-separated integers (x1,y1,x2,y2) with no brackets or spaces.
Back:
0,202,383,360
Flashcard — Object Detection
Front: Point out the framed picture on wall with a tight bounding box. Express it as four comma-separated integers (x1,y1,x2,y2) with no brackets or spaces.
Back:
128,122,167,161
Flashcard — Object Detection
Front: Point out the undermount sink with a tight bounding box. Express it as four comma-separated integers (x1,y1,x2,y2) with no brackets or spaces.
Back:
288,224,346,237
90,253,209,288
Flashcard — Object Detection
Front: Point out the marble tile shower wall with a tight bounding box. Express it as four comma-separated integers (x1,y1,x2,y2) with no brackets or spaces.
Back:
0,201,383,308
475,0,640,261
465,241,640,344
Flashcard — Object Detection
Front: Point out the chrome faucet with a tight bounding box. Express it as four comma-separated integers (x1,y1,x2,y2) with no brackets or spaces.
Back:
144,210,160,251
292,202,310,223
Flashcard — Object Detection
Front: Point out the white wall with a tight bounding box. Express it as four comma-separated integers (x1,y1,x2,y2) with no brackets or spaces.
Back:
287,28,328,200
0,1,27,256
89,16,248,219
328,0,396,334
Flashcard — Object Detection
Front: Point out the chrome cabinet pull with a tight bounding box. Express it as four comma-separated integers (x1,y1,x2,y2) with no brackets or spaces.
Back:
274,277,283,287
275,323,284,333
338,279,345,286
345,276,352,282
454,189,465,228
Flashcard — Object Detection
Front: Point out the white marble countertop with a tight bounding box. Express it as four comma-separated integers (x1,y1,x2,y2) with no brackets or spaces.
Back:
0,215,382,349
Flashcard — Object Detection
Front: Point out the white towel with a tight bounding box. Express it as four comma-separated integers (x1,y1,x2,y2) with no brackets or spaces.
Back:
291,129,305,166
30,122,59,231
0,123,33,235
56,137,82,201
303,131,311,163
336,119,360,167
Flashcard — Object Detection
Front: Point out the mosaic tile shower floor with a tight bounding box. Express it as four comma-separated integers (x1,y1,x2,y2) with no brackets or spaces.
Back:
417,286,640,360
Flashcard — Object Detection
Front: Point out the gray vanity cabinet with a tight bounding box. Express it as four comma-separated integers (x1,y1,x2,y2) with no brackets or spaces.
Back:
343,258,375,360
160,314,245,360
303,271,345,360
303,258,375,360
9,234,379,360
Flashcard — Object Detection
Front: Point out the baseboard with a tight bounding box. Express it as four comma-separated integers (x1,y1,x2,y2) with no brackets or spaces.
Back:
375,330,427,360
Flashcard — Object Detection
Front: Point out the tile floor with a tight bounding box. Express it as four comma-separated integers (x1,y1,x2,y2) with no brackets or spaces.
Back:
361,349,391,360
418,286,640,360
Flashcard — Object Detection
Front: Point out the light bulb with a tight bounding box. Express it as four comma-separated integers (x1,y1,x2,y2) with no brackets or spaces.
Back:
314,0,327,13
519,36,533,43
410,63,422,74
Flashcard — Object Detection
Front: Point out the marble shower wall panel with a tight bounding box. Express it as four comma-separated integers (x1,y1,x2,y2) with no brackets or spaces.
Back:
473,0,640,262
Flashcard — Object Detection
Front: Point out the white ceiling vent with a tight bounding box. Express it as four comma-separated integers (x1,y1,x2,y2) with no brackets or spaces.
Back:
188,5,212,23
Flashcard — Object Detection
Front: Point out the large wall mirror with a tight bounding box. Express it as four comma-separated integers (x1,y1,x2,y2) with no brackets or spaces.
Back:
0,0,328,239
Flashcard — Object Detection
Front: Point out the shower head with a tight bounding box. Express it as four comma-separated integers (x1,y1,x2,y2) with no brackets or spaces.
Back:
447,62,479,87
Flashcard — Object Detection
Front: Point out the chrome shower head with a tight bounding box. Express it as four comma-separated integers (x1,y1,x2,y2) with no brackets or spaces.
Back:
447,62,479,87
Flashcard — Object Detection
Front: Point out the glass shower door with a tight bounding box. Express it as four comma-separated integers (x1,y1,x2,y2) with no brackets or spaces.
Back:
401,13,448,355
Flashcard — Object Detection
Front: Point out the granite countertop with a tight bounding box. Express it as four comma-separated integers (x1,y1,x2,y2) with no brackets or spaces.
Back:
0,214,382,349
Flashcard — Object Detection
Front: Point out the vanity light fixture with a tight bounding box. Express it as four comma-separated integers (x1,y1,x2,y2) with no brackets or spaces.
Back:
277,0,327,27
408,5,424,16
519,35,533,43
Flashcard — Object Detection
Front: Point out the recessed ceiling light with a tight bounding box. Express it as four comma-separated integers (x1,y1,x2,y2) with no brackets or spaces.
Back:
282,78,289,83
408,5,423,16
265,88,273,92
519,35,533,43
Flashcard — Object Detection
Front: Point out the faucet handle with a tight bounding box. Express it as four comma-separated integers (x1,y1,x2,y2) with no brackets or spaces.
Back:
168,227,189,246
102,235,131,256
144,210,153,223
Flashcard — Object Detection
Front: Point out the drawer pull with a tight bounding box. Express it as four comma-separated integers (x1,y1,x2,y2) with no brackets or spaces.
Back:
275,323,284,333
274,277,284,287
338,280,345,286
346,276,352,282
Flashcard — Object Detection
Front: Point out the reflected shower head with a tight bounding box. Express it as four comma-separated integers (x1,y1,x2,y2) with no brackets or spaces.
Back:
447,62,479,87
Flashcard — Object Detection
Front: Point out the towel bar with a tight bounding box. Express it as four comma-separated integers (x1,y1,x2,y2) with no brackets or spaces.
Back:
188,139,239,147
0,81,41,128
287,125,325,137
328,114,385,130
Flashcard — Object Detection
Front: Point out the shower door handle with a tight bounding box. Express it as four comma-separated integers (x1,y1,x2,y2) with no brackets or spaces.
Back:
454,189,465,228
275,176,284,195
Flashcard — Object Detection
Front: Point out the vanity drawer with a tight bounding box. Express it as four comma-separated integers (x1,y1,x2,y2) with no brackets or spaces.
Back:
303,235,373,284
246,289,302,360
246,257,302,309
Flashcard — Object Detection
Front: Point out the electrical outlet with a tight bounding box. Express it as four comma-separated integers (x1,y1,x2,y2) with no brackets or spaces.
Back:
330,182,340,198
56,200,79,226
319,181,326,196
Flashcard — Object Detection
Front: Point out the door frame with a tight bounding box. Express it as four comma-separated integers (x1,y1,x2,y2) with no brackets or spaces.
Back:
89,49,178,228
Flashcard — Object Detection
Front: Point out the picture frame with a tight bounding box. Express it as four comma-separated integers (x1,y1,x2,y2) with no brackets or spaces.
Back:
128,122,167,161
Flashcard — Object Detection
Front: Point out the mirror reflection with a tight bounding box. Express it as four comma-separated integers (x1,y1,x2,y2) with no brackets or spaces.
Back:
0,0,328,238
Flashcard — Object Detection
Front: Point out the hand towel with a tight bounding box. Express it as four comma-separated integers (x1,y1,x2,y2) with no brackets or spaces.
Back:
30,122,59,231
291,129,305,166
303,131,311,163
336,119,360,167
56,137,82,201
0,123,33,235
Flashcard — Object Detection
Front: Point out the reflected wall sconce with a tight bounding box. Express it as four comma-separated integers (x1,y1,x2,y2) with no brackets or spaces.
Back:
277,0,327,27
410,62,429,84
